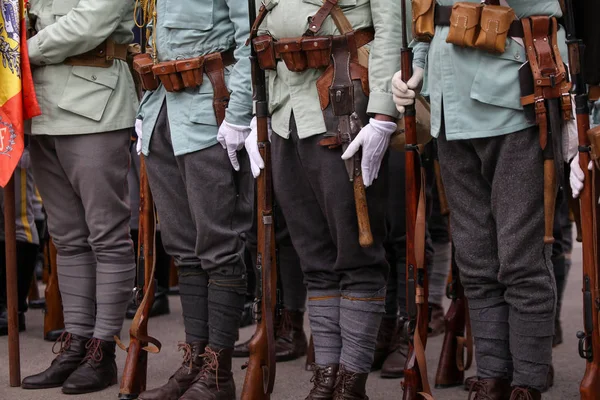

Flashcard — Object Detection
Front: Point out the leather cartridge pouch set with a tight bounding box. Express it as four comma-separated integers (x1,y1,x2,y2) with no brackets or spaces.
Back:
413,0,523,54
64,39,129,68
132,50,235,125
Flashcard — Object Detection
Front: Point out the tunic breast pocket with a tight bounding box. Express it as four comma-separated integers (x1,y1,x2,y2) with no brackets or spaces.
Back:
58,66,119,121
163,0,214,31
51,0,81,17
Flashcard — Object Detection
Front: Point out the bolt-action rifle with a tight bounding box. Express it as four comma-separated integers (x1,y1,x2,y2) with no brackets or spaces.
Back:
240,1,278,398
432,143,473,389
400,1,432,398
564,0,600,398
117,156,161,399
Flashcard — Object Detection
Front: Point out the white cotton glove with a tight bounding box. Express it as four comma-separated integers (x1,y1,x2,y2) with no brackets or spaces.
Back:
135,118,143,155
562,95,578,162
341,118,397,187
244,116,274,178
392,67,425,115
217,120,251,171
570,153,593,198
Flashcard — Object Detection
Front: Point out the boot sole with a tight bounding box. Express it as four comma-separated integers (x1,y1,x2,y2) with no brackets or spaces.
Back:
62,377,118,395
435,382,463,389
22,382,64,390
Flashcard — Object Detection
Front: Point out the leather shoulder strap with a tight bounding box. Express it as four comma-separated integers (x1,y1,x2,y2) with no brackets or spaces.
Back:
306,0,339,35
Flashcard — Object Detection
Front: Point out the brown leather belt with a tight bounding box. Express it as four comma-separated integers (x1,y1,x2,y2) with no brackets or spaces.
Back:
253,28,374,72
65,39,129,68
434,5,524,38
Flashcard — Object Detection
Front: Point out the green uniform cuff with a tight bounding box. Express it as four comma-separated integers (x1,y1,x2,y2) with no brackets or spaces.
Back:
225,101,253,127
27,35,49,66
367,91,400,119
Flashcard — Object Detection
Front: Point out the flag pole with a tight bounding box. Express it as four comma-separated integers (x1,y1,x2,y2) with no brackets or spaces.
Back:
4,172,21,387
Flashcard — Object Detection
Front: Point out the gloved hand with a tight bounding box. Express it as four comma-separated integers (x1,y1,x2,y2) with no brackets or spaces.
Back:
570,153,593,198
392,67,425,115
341,118,397,187
244,116,273,178
135,118,143,155
217,120,251,171
562,95,578,162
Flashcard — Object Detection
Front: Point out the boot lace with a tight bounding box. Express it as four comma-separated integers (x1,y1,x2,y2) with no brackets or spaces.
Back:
82,338,104,363
468,380,494,400
51,331,73,355
198,347,221,391
177,342,194,373
510,387,536,400
334,368,358,397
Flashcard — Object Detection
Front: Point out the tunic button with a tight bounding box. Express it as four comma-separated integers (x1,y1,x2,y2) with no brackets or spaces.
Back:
515,52,521,60
91,75,97,81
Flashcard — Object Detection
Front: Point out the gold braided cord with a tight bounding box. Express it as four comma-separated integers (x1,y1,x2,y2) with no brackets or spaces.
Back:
134,0,156,28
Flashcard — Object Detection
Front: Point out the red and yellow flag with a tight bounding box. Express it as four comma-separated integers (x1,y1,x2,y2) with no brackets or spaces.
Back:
0,0,40,187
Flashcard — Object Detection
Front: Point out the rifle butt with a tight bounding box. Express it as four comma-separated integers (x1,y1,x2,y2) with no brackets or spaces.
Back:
44,240,64,336
580,363,600,400
353,176,373,248
118,339,148,399
433,160,450,217
402,367,423,400
434,319,463,388
543,159,557,244
241,333,270,400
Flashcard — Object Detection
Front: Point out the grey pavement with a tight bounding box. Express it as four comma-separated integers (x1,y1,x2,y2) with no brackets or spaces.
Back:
0,240,585,400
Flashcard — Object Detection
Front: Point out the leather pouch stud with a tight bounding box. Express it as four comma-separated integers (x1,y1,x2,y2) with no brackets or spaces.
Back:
475,5,515,53
132,53,159,91
253,35,278,70
302,37,332,69
446,2,482,48
176,57,204,89
412,0,435,42
275,38,307,72
153,61,184,92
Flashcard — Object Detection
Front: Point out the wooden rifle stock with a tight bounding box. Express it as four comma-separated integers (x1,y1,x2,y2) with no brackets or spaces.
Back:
433,153,472,388
563,0,600,397
400,1,433,398
43,239,64,339
241,2,277,398
117,156,161,400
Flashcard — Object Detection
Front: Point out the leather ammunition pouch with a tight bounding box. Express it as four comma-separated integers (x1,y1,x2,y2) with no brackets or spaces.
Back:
412,0,436,42
253,29,374,73
588,126,600,170
519,16,572,150
64,39,129,68
436,3,524,53
133,53,160,91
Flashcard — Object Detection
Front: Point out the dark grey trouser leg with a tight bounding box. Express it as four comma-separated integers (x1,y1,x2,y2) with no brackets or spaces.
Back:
272,114,389,372
438,127,556,391
31,131,135,341
144,103,204,344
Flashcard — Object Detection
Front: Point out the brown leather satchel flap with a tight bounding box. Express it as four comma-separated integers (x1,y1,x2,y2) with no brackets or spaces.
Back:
479,5,514,35
133,53,154,74
412,0,436,42
446,2,482,48
275,38,303,53
302,36,332,51
254,35,274,53
152,61,177,76
413,0,435,22
176,57,204,73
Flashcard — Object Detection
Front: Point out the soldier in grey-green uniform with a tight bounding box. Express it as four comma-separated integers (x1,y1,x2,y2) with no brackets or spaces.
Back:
394,0,571,398
21,0,138,395
135,0,253,399
245,0,401,398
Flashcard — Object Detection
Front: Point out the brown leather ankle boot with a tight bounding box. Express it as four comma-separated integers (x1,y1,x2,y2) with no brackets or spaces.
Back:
509,387,541,400
22,332,89,389
333,364,369,400
380,327,408,379
275,309,308,361
138,340,207,400
371,318,396,371
305,364,339,400
467,378,511,400
179,347,235,400
62,338,118,394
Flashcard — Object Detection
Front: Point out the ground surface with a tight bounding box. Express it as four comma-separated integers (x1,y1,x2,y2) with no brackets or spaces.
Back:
0,240,585,400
